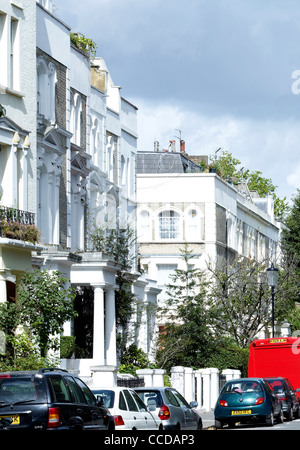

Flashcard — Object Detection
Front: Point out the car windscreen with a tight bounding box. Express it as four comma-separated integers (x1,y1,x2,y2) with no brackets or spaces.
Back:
223,381,263,394
93,390,115,408
265,379,285,391
0,376,47,404
135,390,163,408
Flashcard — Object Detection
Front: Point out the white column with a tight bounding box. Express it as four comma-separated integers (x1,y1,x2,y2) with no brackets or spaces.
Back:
210,368,220,410
48,173,54,243
105,287,117,366
153,369,166,387
222,369,235,381
11,143,18,207
202,369,211,411
171,366,185,396
53,174,60,245
194,370,203,408
136,369,154,387
93,286,105,365
184,367,195,403
19,146,29,212
233,370,241,380
0,273,7,304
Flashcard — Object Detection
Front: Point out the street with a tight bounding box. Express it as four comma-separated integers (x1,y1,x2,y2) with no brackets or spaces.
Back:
228,418,300,430
201,410,300,430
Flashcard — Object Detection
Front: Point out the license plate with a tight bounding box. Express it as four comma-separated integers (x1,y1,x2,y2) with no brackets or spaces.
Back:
231,410,251,415
0,415,20,425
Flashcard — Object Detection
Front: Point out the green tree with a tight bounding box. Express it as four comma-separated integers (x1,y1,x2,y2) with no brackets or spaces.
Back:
282,189,300,269
215,150,289,220
17,270,77,357
156,246,216,371
207,257,300,348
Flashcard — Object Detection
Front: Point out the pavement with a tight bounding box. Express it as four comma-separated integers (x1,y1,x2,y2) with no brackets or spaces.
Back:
198,409,215,429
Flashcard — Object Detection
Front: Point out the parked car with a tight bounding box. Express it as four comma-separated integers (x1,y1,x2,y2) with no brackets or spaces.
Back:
214,377,283,429
134,387,202,430
92,387,159,430
264,377,300,420
0,368,115,430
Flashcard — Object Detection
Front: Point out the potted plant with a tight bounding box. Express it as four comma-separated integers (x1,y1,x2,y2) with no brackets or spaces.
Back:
208,161,221,174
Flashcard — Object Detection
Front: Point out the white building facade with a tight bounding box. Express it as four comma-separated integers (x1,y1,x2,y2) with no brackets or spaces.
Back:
35,2,160,386
136,150,280,336
0,0,42,307
0,0,159,386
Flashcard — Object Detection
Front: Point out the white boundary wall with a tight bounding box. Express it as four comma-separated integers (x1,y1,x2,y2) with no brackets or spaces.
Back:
137,366,241,411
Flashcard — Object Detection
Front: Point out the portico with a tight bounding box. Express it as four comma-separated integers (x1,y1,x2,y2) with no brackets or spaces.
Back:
68,252,120,387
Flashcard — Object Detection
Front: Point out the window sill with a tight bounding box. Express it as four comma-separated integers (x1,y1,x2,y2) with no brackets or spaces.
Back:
0,85,24,98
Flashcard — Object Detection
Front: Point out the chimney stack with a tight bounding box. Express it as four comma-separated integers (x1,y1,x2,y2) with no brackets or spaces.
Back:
180,140,186,153
169,140,176,152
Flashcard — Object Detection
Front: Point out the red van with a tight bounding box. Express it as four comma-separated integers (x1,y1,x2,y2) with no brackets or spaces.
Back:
248,337,300,402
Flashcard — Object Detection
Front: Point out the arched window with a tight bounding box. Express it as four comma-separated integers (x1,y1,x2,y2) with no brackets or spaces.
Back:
37,59,48,117
70,92,82,146
91,116,99,165
158,210,180,239
37,58,56,122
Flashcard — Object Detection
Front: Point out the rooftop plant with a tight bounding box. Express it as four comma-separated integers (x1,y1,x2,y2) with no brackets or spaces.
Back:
70,32,97,61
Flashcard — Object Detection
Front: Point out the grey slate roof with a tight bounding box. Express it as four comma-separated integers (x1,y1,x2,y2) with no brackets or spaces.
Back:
137,151,203,174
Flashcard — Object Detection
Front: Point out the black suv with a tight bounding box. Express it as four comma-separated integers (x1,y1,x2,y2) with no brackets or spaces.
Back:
264,377,300,421
0,368,115,430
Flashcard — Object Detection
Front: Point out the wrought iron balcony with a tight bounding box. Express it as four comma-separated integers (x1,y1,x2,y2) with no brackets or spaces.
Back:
0,206,39,244
0,206,35,225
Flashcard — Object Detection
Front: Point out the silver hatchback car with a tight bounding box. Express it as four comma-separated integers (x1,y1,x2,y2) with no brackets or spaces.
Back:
135,387,202,430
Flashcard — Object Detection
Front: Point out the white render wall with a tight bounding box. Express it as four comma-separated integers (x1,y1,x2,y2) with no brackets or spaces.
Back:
0,0,37,213
137,169,280,324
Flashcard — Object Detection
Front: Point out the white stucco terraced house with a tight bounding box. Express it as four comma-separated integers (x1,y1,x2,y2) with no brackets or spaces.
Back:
0,0,160,386
136,149,281,336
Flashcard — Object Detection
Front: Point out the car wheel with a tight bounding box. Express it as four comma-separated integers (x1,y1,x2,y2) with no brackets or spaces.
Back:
277,408,284,424
286,406,293,421
197,419,202,430
266,410,274,426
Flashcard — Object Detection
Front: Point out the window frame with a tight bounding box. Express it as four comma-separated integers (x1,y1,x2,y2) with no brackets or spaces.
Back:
157,209,181,241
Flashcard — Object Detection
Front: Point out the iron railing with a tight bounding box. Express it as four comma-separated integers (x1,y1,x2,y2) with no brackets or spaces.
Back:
117,377,145,388
0,206,35,225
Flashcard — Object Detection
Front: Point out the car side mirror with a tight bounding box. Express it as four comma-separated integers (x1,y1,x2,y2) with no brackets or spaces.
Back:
96,395,104,407
189,401,198,408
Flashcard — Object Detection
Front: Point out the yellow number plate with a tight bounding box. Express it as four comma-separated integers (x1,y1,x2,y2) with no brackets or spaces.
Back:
270,338,287,344
0,415,20,425
231,410,251,415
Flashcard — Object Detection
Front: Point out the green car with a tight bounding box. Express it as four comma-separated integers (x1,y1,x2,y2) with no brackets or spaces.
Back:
214,378,283,429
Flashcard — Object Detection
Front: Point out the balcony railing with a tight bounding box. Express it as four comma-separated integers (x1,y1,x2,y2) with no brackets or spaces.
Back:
0,206,35,225
0,207,39,244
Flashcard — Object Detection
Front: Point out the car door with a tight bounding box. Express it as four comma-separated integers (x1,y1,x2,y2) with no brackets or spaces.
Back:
123,389,146,429
171,389,198,429
74,377,106,429
263,381,281,417
131,390,158,430
47,374,78,429
64,376,94,430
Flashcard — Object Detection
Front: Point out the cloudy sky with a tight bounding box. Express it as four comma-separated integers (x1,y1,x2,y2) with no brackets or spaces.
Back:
56,0,300,203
